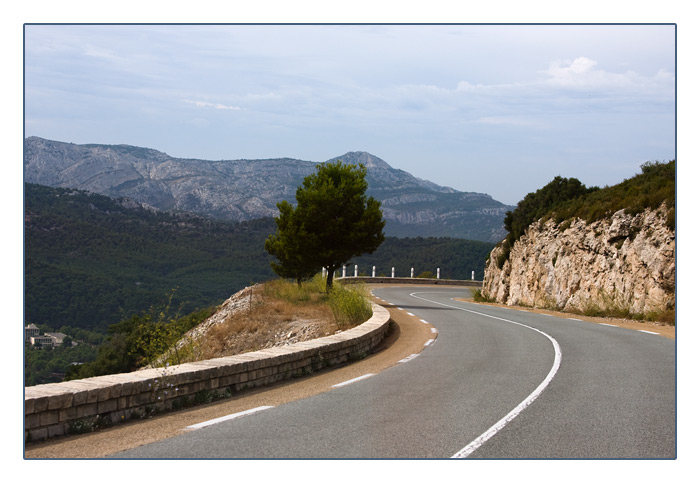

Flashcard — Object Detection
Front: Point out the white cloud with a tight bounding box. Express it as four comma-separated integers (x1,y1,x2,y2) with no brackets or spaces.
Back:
542,56,674,92
184,100,241,111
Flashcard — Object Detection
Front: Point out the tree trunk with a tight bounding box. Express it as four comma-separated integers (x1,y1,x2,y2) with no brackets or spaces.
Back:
326,265,337,292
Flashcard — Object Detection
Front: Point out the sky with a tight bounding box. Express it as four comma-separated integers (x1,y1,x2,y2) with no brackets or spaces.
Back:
23,23,676,205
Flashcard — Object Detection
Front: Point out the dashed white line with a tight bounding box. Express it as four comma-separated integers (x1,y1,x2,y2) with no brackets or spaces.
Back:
567,318,582,321
431,327,438,334
424,339,435,346
332,373,375,388
185,406,274,430
638,330,660,335
406,312,415,317
420,319,430,324
600,323,618,327
398,354,420,363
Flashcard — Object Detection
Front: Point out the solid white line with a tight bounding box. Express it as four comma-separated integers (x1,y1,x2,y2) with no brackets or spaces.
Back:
408,292,562,459
638,330,660,335
399,354,420,363
332,373,375,388
185,406,274,430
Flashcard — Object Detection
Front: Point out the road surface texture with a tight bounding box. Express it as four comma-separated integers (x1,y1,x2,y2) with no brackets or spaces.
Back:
102,286,675,459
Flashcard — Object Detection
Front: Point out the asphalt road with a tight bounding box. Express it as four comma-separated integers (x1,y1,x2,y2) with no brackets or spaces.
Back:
109,286,676,459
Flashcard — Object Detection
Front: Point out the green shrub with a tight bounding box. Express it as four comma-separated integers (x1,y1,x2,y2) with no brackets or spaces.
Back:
471,289,495,303
327,283,372,329
495,161,675,268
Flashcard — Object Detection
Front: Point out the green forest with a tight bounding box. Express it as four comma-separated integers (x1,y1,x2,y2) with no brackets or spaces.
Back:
24,183,494,385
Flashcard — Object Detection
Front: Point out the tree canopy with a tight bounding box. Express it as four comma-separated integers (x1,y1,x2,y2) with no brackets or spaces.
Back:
265,161,385,290
498,176,596,268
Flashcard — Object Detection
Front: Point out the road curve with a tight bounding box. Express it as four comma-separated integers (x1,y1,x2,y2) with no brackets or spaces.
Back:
105,286,675,459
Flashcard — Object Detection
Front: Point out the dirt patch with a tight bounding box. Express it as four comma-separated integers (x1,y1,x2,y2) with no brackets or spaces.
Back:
455,297,675,340
176,286,343,363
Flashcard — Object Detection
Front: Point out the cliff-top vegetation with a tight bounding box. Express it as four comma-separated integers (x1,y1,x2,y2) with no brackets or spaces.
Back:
497,160,675,268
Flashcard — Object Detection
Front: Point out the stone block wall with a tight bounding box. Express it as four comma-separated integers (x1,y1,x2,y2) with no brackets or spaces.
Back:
25,304,390,442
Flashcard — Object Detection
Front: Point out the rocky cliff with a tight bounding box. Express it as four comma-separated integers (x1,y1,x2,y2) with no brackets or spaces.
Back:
23,137,511,242
482,204,675,319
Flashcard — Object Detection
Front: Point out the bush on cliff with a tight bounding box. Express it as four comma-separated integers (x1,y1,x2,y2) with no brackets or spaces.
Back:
496,160,675,268
498,176,595,267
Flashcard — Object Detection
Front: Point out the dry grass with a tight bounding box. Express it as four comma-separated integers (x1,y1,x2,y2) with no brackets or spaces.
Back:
197,296,337,359
185,277,371,362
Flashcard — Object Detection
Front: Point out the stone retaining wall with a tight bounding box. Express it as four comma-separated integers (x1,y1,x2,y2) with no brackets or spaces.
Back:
25,304,390,442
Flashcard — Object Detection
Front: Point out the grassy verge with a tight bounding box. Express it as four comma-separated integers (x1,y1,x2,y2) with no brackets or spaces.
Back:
188,275,373,361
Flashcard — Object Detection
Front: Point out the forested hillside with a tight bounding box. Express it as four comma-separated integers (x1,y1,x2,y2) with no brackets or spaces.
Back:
25,183,276,332
25,184,493,334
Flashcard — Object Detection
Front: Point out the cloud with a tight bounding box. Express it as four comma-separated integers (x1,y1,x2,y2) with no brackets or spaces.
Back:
184,99,241,111
542,56,674,93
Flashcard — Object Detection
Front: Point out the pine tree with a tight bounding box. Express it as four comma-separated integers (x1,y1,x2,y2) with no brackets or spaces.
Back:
265,161,385,290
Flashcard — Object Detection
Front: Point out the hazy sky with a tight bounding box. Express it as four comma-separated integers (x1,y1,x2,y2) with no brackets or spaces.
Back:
23,23,675,205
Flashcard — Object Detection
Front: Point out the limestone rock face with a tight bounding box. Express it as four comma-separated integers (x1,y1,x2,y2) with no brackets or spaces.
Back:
482,205,675,316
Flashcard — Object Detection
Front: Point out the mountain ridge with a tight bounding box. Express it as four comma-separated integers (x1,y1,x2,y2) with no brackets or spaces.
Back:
23,137,511,242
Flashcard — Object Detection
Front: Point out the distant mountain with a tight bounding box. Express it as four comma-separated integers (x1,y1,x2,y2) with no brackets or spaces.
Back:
23,137,511,241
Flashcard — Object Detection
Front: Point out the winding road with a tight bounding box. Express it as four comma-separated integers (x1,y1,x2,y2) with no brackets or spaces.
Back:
105,285,675,459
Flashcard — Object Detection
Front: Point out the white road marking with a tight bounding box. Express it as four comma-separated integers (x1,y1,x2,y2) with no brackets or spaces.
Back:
638,330,660,335
407,312,415,317
408,292,562,459
420,319,429,324
424,339,435,346
332,373,375,388
567,318,582,321
399,354,420,363
431,327,438,334
185,406,274,430
600,323,618,327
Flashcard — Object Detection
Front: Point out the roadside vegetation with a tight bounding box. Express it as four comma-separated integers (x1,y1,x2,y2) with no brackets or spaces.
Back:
195,276,371,361
496,160,675,268
52,276,371,384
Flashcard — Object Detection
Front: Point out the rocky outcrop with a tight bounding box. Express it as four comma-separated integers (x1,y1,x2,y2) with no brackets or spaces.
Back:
482,205,675,317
